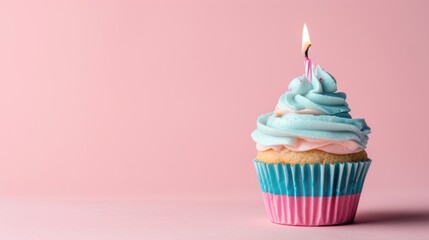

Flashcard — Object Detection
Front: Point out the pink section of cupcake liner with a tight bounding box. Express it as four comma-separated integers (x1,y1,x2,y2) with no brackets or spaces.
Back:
262,192,361,226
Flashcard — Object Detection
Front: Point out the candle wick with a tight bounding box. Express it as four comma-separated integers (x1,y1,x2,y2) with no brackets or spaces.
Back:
304,44,311,58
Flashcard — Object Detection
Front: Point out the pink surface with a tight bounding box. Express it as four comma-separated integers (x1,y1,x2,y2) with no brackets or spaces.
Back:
0,191,427,240
262,193,361,226
0,0,428,209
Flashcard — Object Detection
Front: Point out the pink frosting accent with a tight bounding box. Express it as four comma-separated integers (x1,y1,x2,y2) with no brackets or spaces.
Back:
274,105,323,116
256,138,363,154
262,192,361,226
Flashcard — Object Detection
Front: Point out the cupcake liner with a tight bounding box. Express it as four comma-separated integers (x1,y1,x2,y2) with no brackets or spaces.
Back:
254,160,371,226
262,192,361,226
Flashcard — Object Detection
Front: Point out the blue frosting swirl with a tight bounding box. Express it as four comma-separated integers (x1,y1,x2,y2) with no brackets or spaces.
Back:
252,65,371,150
278,65,350,118
252,113,370,147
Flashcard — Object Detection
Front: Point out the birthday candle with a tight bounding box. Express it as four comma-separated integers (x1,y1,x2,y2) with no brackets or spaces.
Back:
302,24,312,81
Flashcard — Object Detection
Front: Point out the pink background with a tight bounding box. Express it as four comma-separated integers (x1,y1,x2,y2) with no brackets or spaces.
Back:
1,0,429,197
1,1,429,239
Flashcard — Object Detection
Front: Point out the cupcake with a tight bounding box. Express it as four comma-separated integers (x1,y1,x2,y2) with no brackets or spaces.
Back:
251,64,371,226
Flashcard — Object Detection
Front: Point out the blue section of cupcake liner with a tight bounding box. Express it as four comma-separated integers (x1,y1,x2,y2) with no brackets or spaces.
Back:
254,160,371,197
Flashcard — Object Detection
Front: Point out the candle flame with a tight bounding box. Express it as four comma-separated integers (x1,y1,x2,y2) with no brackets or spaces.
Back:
302,23,311,55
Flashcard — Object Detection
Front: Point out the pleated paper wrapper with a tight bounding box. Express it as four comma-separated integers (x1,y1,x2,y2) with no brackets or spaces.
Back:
254,160,371,226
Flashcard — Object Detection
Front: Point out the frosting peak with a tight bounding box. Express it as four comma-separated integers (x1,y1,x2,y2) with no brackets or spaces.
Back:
275,65,350,118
